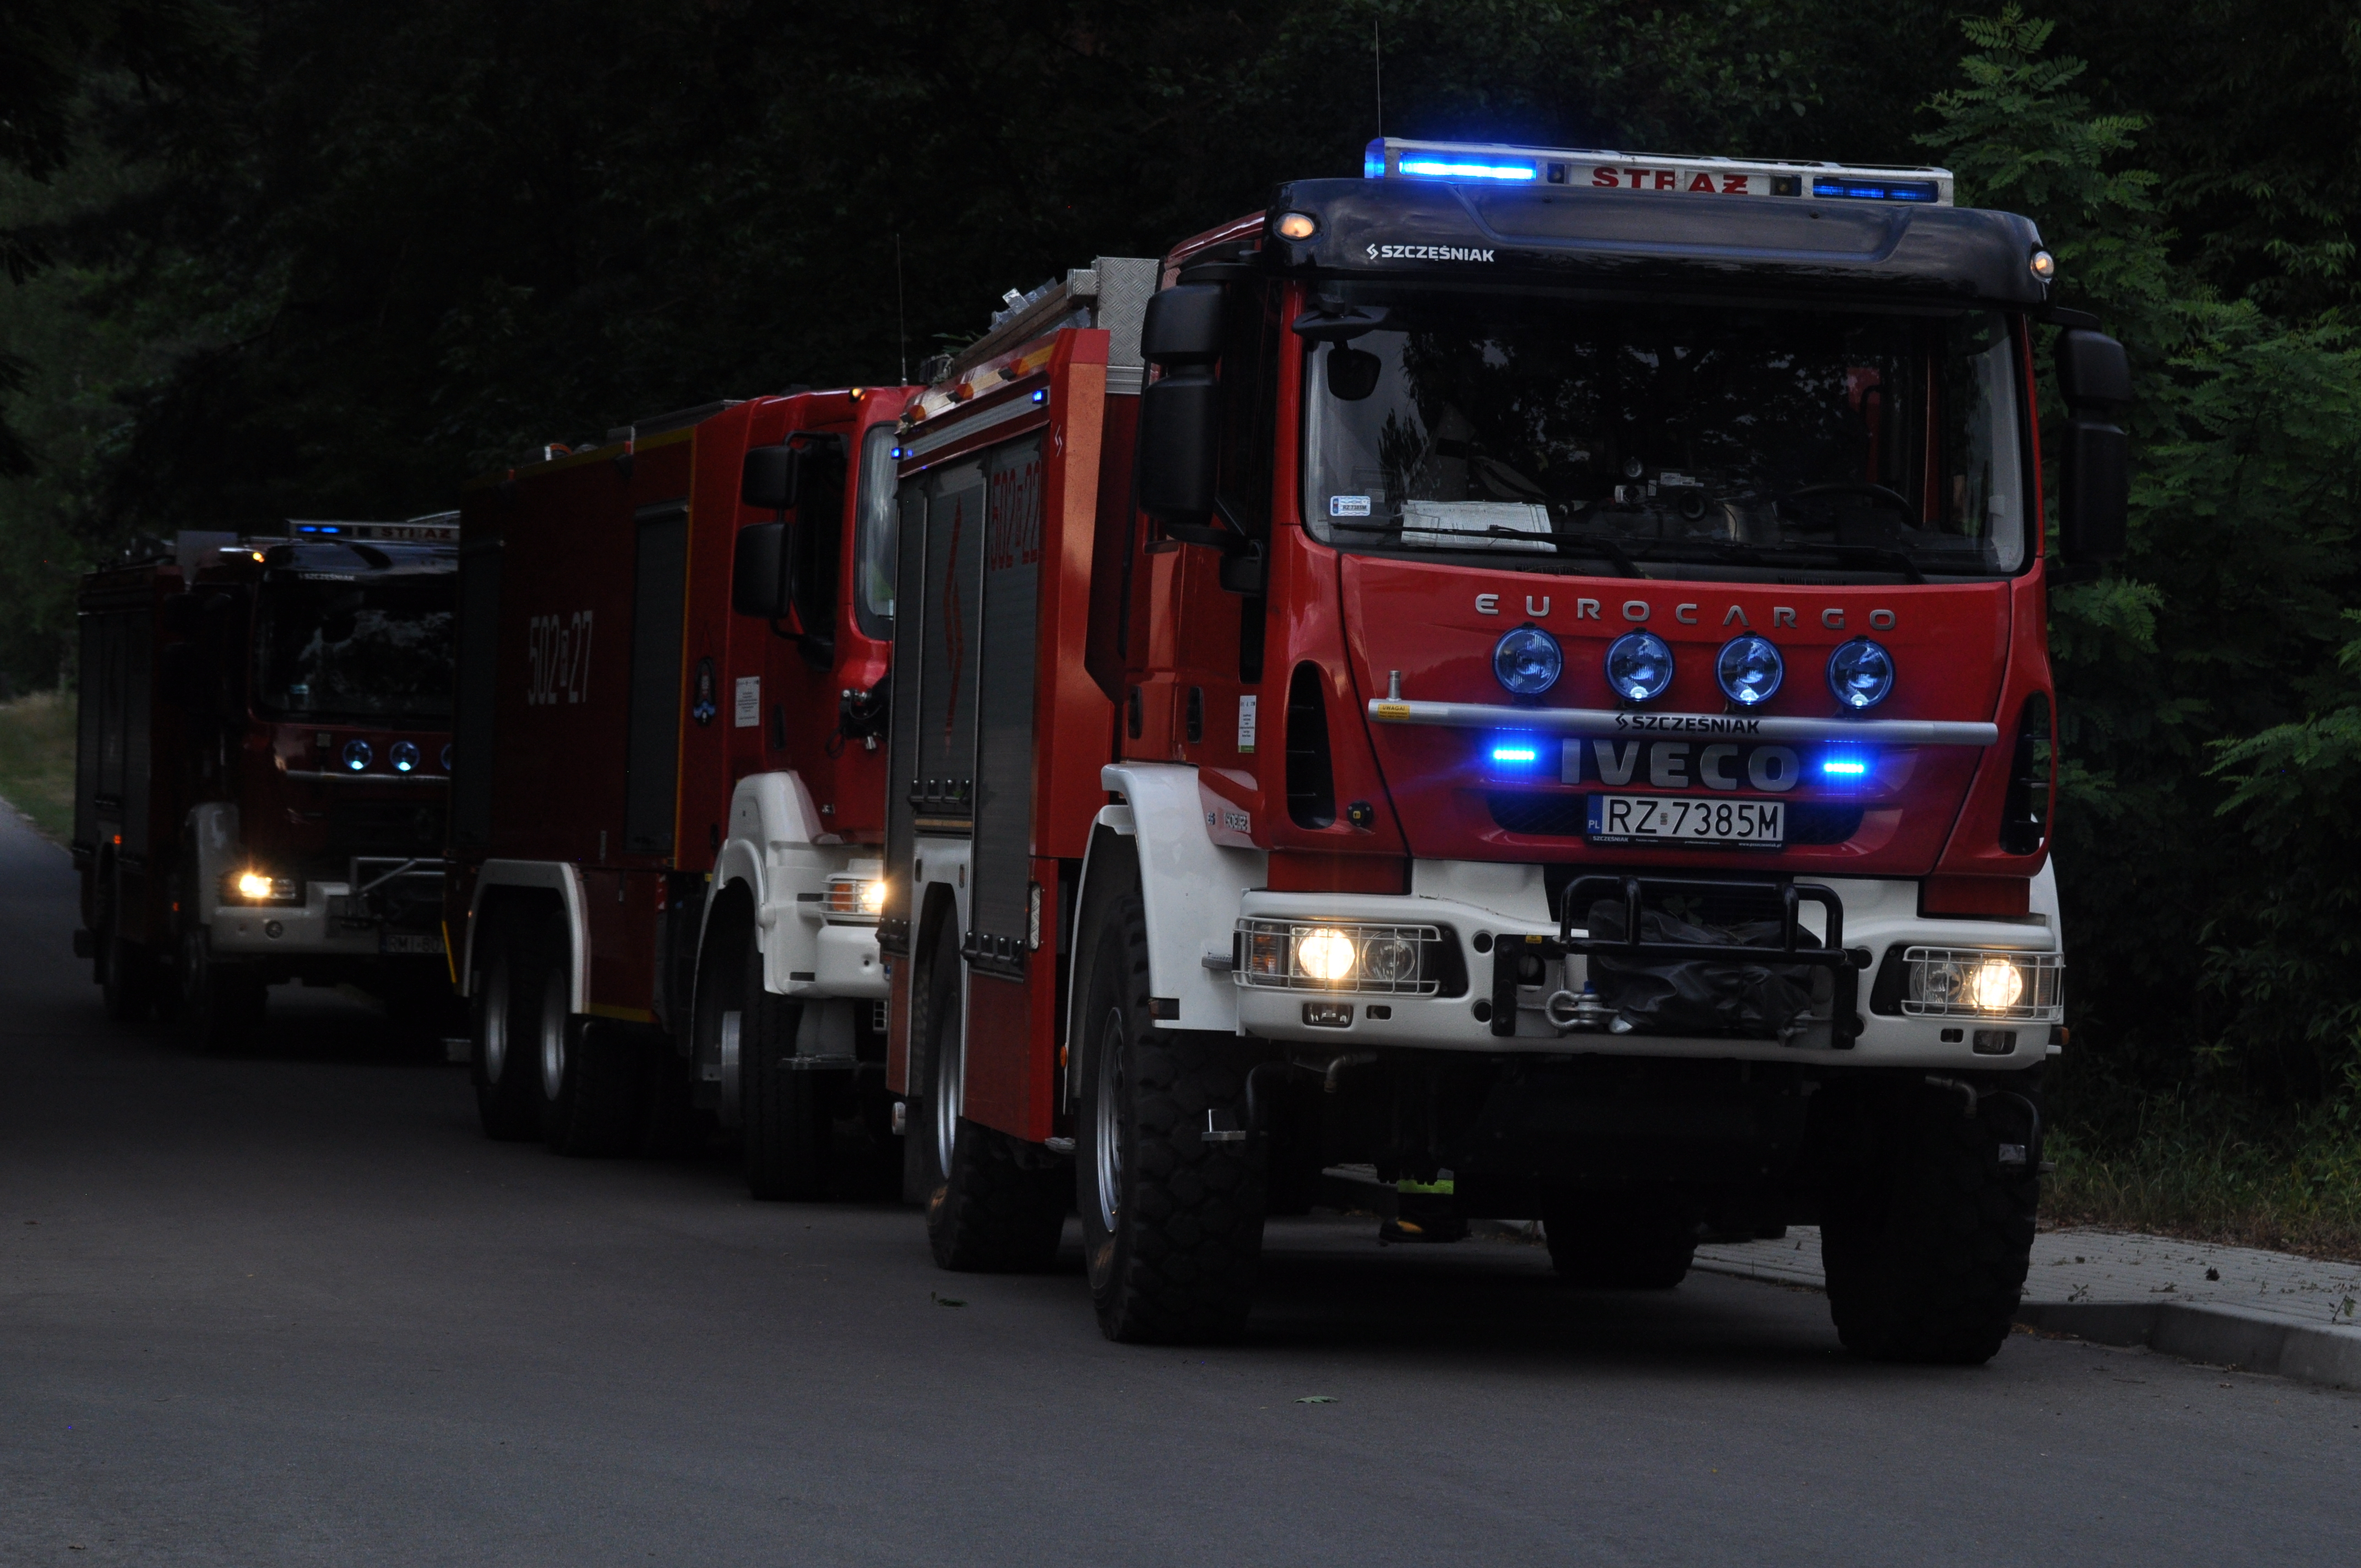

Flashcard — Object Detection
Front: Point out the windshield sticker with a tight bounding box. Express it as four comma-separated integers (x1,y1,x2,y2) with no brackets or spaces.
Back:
1329,495,1372,517
1364,243,1496,263
733,674,761,729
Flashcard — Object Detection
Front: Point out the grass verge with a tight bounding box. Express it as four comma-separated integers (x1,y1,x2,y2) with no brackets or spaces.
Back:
2045,1096,2361,1263
0,688,76,842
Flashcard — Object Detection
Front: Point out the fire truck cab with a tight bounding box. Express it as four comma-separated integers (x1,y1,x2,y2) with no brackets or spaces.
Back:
449,386,915,1195
885,141,2129,1360
74,518,460,1049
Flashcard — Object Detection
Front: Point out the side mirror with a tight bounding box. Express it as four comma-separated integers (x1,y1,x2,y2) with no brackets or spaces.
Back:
742,444,803,512
1136,286,1225,521
2054,329,2131,567
157,641,204,713
732,521,792,618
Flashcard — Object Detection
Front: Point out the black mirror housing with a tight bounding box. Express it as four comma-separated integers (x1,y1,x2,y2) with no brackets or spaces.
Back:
742,444,803,511
157,641,203,712
1136,371,1219,521
2053,329,2131,567
732,521,791,618
2058,419,2128,565
2056,329,2131,412
1141,285,1225,367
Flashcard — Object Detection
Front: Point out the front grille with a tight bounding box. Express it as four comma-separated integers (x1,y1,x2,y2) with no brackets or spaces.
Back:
325,799,448,853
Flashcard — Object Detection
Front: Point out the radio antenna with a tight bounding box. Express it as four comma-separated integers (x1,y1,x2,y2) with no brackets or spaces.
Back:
894,232,910,386
1373,18,1384,138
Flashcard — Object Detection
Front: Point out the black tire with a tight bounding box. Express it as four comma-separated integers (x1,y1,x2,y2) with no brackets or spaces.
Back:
739,921,833,1200
1073,859,1266,1342
1541,1196,1696,1289
178,925,265,1055
99,910,153,1023
470,928,542,1141
530,918,645,1157
1821,1080,2040,1365
916,919,1066,1272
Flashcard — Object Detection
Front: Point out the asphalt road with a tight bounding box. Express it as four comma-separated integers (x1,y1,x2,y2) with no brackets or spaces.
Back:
5,808,2358,1567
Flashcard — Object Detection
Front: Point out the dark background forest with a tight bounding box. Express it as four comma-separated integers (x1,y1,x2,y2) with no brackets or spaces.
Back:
6,0,2360,1239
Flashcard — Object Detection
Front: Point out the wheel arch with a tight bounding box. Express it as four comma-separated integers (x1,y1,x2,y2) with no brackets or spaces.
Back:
1084,763,1266,1037
465,861,585,1010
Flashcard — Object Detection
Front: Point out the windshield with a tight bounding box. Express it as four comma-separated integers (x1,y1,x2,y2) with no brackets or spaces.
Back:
852,423,897,640
253,571,456,725
1302,294,2028,580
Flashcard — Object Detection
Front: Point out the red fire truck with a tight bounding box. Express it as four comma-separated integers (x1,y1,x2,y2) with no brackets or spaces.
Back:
73,518,461,1048
447,385,917,1194
883,140,2129,1362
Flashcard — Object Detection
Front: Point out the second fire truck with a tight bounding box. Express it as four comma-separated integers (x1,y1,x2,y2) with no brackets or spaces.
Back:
880,140,2129,1362
447,386,917,1194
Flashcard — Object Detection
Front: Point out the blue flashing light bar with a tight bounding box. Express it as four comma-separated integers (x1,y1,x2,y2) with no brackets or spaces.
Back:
297,524,344,535
1030,389,1048,404
1492,745,1540,764
1399,157,1537,182
1813,177,1938,203
1821,758,1869,777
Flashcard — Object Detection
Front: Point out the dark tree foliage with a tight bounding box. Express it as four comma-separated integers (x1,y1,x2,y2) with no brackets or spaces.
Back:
6,3,2361,1124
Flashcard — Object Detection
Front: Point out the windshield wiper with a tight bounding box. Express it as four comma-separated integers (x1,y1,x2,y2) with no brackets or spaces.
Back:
1325,519,1641,578
1629,538,1927,584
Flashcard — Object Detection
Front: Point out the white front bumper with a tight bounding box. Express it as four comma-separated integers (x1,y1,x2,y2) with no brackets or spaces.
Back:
1230,875,2060,1070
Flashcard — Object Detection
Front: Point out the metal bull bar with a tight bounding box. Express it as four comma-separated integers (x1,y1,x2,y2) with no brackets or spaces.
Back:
1488,873,1869,1047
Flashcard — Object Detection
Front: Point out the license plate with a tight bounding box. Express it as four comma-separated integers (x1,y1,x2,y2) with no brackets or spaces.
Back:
382,932,445,955
1586,794,1785,847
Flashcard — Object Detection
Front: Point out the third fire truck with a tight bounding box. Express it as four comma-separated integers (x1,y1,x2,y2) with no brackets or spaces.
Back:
882,140,2129,1362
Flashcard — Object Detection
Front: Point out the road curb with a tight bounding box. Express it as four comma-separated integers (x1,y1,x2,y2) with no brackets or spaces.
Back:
2014,1299,2361,1389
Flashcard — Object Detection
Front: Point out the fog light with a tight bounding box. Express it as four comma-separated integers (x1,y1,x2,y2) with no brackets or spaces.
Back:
1604,631,1674,703
1827,638,1895,710
1296,928,1358,983
1715,635,1784,706
1493,625,1563,696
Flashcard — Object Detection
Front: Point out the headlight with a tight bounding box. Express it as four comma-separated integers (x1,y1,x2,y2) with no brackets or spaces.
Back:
1901,947,2062,1021
226,869,301,904
1492,626,1563,696
390,741,420,774
1827,638,1895,710
1715,635,1784,706
1296,928,1358,983
1604,631,1674,703
823,874,886,921
341,739,373,772
1238,919,1444,995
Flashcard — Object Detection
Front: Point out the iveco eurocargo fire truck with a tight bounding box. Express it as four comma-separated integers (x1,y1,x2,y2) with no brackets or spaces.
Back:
448,386,917,1195
883,140,2129,1362
74,518,462,1049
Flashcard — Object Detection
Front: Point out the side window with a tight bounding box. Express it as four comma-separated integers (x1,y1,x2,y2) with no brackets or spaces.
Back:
1215,282,1280,537
851,423,898,643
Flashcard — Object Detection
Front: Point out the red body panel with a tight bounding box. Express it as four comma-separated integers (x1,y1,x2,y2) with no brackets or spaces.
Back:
454,388,914,1017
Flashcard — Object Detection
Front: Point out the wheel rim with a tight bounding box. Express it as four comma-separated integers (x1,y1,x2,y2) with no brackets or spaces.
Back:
931,992,961,1178
481,960,509,1081
539,967,567,1100
1092,1007,1124,1233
